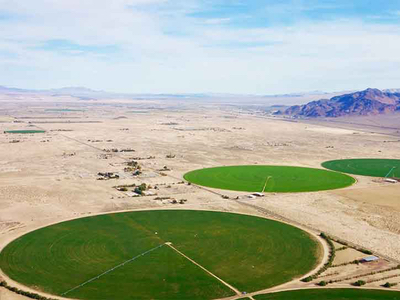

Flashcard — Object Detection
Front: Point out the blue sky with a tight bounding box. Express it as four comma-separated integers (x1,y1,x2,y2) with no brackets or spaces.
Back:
189,0,400,26
1,0,400,94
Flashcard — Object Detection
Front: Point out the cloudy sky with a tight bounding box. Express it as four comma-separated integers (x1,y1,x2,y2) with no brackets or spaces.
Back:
1,0,400,94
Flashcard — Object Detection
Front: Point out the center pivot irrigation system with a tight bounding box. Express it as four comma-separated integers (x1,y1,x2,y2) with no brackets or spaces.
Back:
261,176,272,193
384,166,397,178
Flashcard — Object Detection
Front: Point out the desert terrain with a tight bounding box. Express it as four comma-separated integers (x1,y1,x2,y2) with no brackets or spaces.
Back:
1,96,400,299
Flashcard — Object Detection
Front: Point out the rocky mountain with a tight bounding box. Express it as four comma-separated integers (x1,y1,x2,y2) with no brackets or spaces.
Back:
278,88,400,118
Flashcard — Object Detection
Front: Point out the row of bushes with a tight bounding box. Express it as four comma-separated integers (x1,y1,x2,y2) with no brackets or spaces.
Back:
329,265,400,284
317,271,339,278
332,259,361,268
336,246,348,251
359,249,373,255
323,277,398,287
0,281,57,300
301,232,336,282
330,238,373,255
367,273,400,284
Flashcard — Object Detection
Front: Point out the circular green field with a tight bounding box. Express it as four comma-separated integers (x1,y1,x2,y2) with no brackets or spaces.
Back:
254,289,400,300
322,159,400,178
184,165,355,193
0,210,321,300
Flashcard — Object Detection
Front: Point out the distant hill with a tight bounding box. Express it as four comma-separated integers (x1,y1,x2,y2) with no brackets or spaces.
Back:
277,88,400,118
0,84,345,104
0,85,200,99
3,85,398,109
0,85,35,93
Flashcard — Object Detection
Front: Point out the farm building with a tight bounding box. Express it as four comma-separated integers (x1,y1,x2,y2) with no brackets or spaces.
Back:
252,192,265,197
384,178,398,183
361,256,379,263
125,192,141,197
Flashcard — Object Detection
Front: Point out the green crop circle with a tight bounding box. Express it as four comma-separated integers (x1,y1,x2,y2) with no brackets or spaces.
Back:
0,210,321,300
322,158,400,177
184,165,355,193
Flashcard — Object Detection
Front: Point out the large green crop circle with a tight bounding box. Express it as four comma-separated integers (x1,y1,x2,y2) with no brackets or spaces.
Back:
184,165,355,193
322,158,400,177
0,210,321,300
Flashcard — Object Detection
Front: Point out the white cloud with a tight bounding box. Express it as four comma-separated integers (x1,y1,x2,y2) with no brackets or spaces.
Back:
203,18,231,25
0,1,400,93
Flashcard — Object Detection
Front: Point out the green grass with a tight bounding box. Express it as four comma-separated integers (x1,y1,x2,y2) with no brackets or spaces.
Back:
4,130,45,134
67,245,231,300
0,210,320,300
254,289,400,300
184,165,355,193
322,159,400,178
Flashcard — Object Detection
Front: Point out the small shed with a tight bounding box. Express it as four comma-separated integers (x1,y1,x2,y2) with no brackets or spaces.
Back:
252,192,265,197
361,256,379,263
143,191,156,196
126,192,141,197
385,178,398,183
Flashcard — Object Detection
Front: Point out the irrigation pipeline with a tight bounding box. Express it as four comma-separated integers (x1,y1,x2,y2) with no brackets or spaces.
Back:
166,243,241,295
385,167,396,178
24,118,400,265
61,244,165,296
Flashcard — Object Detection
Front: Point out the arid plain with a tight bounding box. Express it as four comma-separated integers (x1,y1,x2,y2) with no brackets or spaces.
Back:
1,97,400,299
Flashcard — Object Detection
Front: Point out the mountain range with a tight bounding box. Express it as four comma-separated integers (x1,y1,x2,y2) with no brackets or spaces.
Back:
0,85,341,102
277,88,400,118
2,85,400,115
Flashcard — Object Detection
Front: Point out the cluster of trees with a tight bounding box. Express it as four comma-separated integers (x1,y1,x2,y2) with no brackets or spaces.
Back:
352,280,366,286
115,182,151,195
383,282,398,288
134,183,147,195
317,280,327,286
0,281,57,300
127,160,140,168
301,232,336,283
125,160,142,175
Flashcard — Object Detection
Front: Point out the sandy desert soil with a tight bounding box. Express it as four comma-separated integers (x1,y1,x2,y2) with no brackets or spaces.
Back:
0,288,27,300
1,99,400,298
